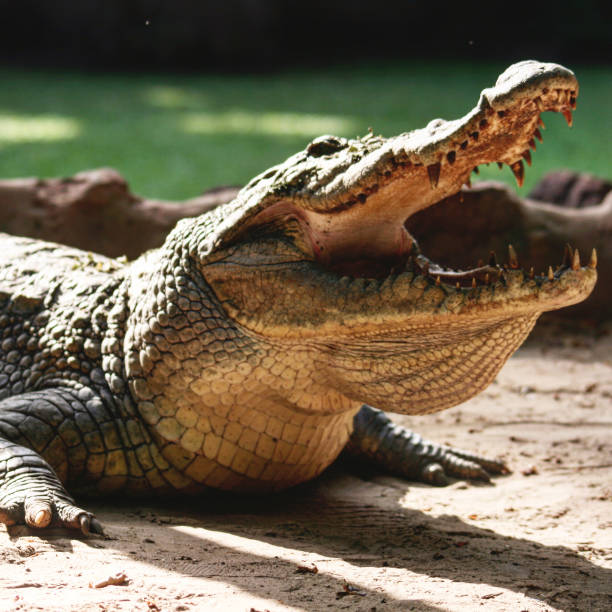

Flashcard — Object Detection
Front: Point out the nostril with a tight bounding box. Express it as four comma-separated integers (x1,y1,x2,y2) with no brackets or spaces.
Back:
307,136,348,157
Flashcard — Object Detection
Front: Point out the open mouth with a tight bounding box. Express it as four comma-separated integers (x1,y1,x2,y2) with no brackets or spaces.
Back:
238,62,594,288
208,61,597,330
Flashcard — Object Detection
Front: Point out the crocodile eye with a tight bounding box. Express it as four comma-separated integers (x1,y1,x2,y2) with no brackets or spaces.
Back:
306,135,348,157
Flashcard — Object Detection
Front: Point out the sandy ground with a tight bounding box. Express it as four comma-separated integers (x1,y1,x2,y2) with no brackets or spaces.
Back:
0,322,610,612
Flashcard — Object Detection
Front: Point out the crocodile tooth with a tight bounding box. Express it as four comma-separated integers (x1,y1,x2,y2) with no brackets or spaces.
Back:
484,273,490,284
562,109,573,127
427,163,441,189
464,177,472,188
537,116,545,129
471,277,477,288
529,267,535,279
488,251,498,267
534,130,543,145
497,161,504,170
529,138,536,151
548,266,554,281
456,282,461,290
534,96,545,111
572,248,581,271
521,150,532,166
510,161,524,187
589,248,597,269
435,276,441,286
570,94,577,109
473,166,479,174
508,244,519,269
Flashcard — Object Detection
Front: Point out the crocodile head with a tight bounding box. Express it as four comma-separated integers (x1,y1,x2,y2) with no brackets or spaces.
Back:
184,60,596,415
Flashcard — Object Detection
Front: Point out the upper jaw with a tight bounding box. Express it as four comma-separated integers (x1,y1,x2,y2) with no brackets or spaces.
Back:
297,61,579,265
272,60,578,212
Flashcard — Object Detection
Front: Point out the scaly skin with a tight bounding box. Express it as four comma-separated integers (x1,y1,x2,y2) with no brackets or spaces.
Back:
0,61,596,533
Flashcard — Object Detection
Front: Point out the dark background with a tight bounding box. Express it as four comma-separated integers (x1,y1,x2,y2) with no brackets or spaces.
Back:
0,1,609,72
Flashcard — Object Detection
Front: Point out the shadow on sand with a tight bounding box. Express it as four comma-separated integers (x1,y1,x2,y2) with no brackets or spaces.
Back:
9,464,610,611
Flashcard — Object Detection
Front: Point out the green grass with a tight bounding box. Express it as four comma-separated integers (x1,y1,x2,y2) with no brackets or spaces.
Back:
0,62,610,200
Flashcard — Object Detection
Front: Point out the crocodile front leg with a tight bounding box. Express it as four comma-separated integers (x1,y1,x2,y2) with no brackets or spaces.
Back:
346,405,509,486
0,388,117,534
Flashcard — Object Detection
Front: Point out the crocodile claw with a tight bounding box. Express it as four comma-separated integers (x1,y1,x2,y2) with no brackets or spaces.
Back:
80,514,105,536
421,463,450,486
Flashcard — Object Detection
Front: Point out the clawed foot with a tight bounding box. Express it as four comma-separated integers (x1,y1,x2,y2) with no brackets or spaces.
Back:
348,405,511,486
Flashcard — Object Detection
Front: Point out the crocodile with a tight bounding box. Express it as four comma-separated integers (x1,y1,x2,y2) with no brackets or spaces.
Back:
0,61,596,534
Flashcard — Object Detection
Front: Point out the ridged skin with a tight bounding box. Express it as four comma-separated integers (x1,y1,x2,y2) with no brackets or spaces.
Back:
0,232,359,503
